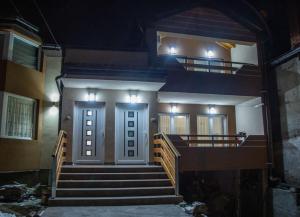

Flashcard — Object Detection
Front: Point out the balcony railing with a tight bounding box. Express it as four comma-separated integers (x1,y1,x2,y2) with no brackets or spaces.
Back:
164,134,267,171
168,134,247,147
172,55,259,76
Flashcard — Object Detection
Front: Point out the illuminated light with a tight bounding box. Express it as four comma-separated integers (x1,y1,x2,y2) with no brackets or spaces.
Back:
49,105,58,115
206,50,214,58
85,92,96,102
170,104,178,113
50,93,59,102
128,91,141,104
208,105,217,114
168,46,177,55
129,94,141,104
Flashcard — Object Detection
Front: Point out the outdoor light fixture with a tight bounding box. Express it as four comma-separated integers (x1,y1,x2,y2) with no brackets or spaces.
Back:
49,104,58,115
205,50,214,58
129,90,141,104
50,93,59,102
49,93,59,115
208,105,217,114
168,46,177,55
170,104,178,113
86,90,97,102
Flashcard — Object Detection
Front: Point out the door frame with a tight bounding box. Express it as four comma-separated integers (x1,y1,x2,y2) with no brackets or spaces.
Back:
72,101,105,164
114,103,149,165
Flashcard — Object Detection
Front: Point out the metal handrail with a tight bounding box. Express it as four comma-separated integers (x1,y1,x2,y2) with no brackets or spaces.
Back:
171,134,246,148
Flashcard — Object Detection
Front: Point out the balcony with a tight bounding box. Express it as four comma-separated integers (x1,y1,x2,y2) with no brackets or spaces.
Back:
159,55,262,96
174,55,260,76
154,133,267,172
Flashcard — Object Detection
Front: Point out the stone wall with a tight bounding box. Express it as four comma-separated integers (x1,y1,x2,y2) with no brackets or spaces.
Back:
275,56,300,185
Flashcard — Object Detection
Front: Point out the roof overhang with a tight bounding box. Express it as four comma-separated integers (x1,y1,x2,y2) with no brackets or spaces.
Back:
62,78,165,91
158,91,258,105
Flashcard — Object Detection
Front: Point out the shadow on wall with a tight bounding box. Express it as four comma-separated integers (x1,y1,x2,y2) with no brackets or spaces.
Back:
180,171,238,217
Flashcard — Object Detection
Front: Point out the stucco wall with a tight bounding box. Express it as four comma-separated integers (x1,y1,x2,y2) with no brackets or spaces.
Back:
0,60,45,171
157,103,236,135
158,36,231,61
235,98,264,135
276,56,300,185
40,51,62,169
61,88,158,164
231,44,258,65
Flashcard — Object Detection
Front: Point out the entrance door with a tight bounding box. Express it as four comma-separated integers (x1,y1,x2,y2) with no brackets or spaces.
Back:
73,102,105,164
115,103,148,164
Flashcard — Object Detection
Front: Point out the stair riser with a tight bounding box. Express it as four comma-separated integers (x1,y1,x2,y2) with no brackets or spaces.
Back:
61,167,164,173
56,188,175,197
58,181,171,188
59,174,168,180
48,196,183,206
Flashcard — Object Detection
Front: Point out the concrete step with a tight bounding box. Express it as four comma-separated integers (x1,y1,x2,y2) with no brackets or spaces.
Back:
56,186,175,197
61,165,164,173
57,179,172,188
59,172,168,180
48,195,183,206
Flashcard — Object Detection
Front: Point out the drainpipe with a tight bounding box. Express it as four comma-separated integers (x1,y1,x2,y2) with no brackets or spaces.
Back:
55,74,64,131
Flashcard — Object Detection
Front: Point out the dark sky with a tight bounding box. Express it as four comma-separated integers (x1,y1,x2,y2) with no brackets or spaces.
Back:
1,0,291,57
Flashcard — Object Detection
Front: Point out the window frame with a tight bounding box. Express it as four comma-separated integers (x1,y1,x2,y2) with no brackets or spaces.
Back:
8,33,41,71
0,92,37,140
196,114,228,135
158,113,190,135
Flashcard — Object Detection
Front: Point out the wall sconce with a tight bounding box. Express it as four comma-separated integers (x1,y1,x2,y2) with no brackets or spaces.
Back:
170,104,178,113
86,90,97,102
205,50,214,58
49,104,59,115
168,46,177,55
129,90,141,104
208,105,217,114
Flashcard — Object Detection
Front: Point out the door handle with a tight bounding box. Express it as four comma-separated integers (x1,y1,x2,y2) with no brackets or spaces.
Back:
144,132,148,146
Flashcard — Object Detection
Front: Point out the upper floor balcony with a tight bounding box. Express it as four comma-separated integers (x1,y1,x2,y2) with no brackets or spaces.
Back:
156,31,261,96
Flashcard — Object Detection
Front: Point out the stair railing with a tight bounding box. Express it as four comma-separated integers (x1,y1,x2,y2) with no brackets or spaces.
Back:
50,130,67,198
153,132,181,195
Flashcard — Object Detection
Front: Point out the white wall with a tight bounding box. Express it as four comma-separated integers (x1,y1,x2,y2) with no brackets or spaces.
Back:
40,49,62,169
235,97,264,135
231,44,258,65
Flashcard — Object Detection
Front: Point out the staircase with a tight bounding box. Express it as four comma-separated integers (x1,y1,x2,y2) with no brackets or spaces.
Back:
48,165,183,206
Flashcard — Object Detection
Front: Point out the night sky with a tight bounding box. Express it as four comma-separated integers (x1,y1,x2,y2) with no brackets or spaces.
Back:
1,0,291,58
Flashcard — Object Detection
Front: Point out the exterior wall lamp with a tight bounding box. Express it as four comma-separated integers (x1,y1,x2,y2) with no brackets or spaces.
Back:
208,105,217,114
170,104,178,113
129,90,141,104
168,46,177,55
205,50,215,58
86,89,97,102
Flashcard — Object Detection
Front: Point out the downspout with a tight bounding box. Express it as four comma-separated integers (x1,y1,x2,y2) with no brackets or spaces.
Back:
55,74,64,131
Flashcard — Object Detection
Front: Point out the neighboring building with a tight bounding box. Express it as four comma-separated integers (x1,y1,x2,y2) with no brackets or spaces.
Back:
270,1,300,216
0,17,60,172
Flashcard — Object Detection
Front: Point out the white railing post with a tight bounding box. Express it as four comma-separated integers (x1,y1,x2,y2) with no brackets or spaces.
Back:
51,156,57,198
175,156,180,195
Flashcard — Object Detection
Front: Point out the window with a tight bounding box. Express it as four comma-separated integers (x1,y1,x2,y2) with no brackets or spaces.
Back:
12,36,39,70
1,93,36,140
197,115,227,135
158,114,189,134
